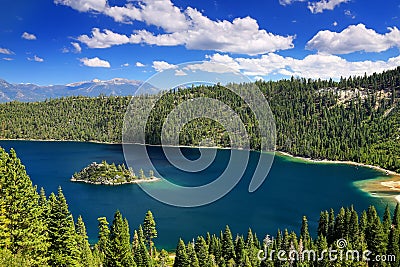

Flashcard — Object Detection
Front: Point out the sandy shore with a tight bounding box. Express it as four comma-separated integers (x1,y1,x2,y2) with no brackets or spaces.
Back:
276,151,400,203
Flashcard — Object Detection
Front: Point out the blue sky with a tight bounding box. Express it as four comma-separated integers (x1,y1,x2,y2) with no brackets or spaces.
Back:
0,0,399,85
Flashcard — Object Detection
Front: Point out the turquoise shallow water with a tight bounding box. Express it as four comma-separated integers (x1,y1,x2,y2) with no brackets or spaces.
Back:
0,140,389,250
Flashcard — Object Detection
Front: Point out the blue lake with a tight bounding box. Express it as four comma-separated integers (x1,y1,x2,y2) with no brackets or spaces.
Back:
0,140,389,250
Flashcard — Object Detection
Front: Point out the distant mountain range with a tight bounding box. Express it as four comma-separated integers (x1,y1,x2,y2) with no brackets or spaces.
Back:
0,78,158,102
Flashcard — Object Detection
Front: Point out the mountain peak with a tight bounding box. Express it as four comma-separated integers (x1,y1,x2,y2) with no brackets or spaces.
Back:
0,77,151,103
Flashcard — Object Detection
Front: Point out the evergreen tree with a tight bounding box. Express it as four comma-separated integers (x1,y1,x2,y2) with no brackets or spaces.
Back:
76,215,95,267
334,207,346,240
173,239,189,267
327,208,335,244
366,206,387,257
392,203,400,228
387,227,400,267
234,236,246,266
96,216,110,264
106,211,135,267
300,216,310,248
47,187,79,266
383,204,392,231
143,210,157,257
359,210,368,234
0,148,49,265
221,225,235,262
348,208,359,245
186,242,200,267
195,236,212,267
317,211,329,238
132,229,151,267
159,249,170,267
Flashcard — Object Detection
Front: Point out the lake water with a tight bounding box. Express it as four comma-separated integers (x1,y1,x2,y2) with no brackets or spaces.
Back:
0,140,389,250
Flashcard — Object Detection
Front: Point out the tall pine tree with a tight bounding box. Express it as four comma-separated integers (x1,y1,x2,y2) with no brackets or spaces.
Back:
47,187,79,266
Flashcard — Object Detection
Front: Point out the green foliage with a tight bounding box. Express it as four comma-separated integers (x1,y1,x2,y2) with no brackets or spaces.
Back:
143,210,157,258
76,215,95,267
106,210,135,267
173,239,189,267
1,67,400,172
0,148,49,266
72,160,155,185
47,187,79,266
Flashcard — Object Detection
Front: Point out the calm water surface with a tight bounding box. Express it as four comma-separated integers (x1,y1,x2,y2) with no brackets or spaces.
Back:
0,140,388,250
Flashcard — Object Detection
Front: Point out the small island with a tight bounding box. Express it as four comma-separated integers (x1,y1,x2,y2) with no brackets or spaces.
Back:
70,160,160,185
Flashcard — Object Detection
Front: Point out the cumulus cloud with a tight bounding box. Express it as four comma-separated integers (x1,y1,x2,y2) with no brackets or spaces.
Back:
306,24,400,54
28,55,44,62
122,63,129,67
308,0,349,14
59,0,294,55
22,32,37,40
54,0,107,12
184,52,400,80
77,28,131,48
56,0,188,32
2,58,14,61
135,62,145,67
0,48,14,55
80,57,110,68
152,61,177,72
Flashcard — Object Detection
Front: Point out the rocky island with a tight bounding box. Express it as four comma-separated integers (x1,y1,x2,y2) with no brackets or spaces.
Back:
70,160,160,185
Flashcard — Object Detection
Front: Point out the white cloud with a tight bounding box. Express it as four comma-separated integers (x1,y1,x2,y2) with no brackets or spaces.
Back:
344,9,355,19
135,62,145,67
174,69,187,76
78,28,131,48
61,0,294,55
54,0,107,12
22,32,37,40
279,0,305,6
152,61,177,72
71,42,82,53
122,63,129,67
332,21,338,26
80,57,110,68
306,24,400,54
308,0,349,14
0,48,14,55
205,53,241,71
280,0,346,13
2,58,13,61
180,52,400,80
57,0,188,32
28,55,44,62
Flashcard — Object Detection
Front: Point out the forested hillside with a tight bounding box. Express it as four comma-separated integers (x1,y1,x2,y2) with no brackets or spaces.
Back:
1,147,400,266
0,67,399,172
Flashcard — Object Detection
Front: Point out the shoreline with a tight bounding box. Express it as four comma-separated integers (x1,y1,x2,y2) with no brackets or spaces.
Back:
275,151,400,176
70,177,161,186
276,151,400,203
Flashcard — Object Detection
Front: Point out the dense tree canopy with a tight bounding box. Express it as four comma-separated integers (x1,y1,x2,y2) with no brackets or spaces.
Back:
0,67,399,172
